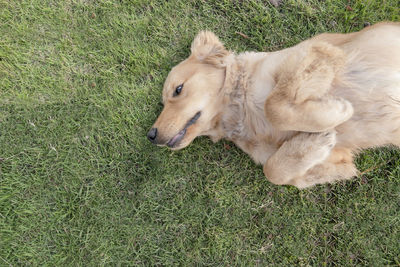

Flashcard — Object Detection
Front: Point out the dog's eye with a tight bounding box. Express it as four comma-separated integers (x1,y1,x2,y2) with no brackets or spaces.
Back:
173,84,183,97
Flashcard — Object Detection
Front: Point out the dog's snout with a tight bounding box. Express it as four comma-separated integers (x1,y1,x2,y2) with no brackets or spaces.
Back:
147,128,158,143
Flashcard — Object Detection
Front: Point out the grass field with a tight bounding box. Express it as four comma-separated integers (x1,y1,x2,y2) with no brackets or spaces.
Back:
1,0,400,265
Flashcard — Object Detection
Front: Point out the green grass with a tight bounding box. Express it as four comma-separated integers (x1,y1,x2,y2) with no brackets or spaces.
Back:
1,0,400,265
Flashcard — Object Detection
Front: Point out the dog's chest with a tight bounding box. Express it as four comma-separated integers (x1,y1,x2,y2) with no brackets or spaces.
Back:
219,53,290,165
233,138,278,165
221,118,274,165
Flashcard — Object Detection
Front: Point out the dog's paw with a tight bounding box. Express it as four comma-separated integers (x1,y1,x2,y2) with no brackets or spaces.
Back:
314,130,336,149
333,97,354,123
313,97,354,131
300,130,337,164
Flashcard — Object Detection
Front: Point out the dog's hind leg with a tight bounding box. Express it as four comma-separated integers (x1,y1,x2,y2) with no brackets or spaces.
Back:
263,131,357,188
265,42,354,132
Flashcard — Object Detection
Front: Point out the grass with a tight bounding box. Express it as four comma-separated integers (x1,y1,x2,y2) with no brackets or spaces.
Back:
1,0,400,265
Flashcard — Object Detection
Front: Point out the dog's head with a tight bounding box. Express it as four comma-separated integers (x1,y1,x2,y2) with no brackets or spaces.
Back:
147,31,230,150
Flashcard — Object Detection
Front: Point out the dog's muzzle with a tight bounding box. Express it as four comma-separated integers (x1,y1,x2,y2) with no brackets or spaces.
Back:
167,111,201,147
147,127,158,143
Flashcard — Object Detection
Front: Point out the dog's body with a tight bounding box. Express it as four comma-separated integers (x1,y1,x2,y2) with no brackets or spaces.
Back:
148,22,400,188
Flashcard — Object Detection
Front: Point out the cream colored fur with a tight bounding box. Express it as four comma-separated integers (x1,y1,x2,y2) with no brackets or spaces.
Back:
150,22,400,188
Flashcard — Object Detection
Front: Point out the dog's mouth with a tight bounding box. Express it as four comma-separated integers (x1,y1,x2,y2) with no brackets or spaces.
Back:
167,111,201,148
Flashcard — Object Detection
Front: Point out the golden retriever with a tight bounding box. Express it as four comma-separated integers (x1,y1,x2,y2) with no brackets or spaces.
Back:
148,22,400,188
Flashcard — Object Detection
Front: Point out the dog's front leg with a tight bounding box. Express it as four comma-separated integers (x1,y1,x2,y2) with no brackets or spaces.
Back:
265,42,354,132
265,95,354,132
263,131,336,185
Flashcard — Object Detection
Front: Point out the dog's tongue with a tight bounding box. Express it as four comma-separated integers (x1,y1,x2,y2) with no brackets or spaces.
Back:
167,129,186,147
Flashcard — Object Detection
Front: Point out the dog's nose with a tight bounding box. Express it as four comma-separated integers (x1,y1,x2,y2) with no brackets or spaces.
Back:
147,128,158,143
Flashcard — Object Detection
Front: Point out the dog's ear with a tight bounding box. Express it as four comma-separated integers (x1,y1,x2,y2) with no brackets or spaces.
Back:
190,31,228,67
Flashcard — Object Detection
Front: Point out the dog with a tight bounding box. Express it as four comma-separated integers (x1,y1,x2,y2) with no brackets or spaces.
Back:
147,22,400,188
